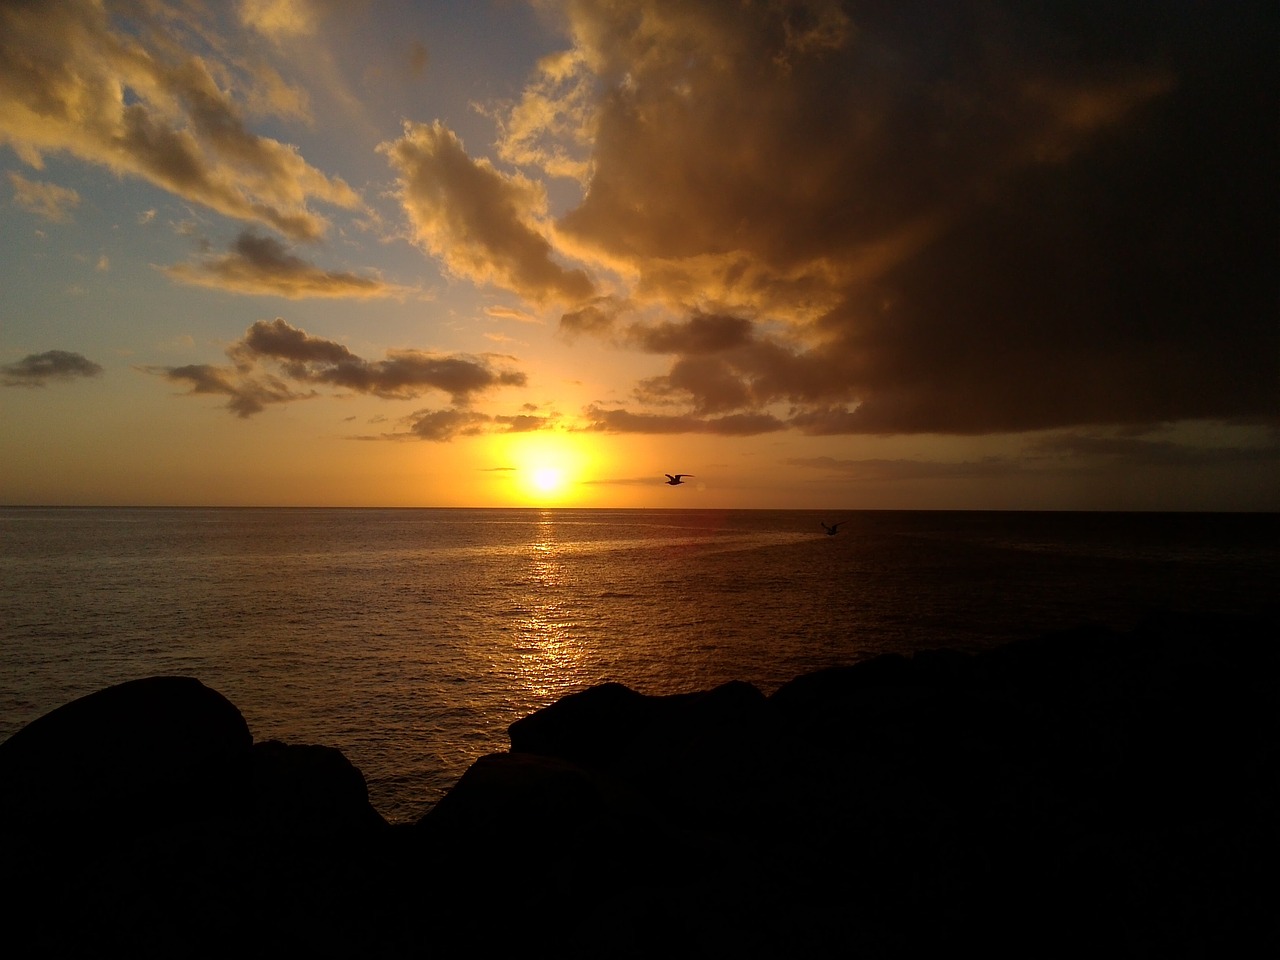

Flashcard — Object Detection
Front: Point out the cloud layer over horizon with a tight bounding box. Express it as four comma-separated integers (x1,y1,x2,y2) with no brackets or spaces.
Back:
3,0,1275,456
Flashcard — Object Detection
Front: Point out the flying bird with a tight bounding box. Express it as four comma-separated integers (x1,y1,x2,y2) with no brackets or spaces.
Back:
821,521,847,535
665,474,693,485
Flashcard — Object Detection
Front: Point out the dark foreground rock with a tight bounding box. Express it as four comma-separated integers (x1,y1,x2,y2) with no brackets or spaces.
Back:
1,611,1274,957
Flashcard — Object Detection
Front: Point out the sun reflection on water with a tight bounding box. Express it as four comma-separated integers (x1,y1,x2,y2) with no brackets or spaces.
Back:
510,511,589,702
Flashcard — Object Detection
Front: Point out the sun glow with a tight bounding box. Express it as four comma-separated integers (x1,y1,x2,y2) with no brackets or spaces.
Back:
532,466,564,493
496,432,597,504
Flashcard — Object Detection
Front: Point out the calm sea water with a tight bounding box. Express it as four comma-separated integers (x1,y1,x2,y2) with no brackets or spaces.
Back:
2,507,1276,823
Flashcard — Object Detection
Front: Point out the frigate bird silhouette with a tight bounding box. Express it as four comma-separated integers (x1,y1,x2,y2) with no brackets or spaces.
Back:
665,474,693,485
821,520,847,535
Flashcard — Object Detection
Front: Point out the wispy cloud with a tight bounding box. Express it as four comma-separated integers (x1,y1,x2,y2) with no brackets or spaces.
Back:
2,350,103,387
7,172,80,223
163,232,412,299
0,0,360,240
485,305,542,325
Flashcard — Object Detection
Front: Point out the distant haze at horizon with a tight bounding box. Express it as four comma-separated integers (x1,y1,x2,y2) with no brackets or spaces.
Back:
2,2,1276,512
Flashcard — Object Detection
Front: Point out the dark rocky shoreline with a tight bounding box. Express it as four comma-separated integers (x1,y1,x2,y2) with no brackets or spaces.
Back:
2,611,1274,957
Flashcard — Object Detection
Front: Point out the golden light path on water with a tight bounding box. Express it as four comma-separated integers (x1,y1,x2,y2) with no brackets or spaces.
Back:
511,512,589,703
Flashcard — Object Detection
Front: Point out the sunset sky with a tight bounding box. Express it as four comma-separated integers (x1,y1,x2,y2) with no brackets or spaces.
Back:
2,0,1276,510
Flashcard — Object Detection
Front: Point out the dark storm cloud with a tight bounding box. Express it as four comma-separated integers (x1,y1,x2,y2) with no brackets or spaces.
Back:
628,312,755,355
150,319,529,423
633,338,856,417
635,357,753,414
528,0,1278,435
164,232,410,300
2,350,103,387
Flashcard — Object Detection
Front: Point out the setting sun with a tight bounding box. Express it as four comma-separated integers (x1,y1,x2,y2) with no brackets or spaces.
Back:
531,466,565,494
496,432,596,504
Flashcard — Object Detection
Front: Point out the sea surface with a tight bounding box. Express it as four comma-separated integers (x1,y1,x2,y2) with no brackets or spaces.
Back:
2,507,1276,824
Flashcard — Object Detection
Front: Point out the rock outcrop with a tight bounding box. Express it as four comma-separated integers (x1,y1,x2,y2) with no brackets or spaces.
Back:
1,611,1273,956
0,675,252,842
0,677,389,956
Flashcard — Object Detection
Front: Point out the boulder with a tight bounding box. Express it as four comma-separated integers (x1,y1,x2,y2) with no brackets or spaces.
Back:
1,612,1272,956
420,751,607,841
507,680,652,766
0,675,252,843
509,679,769,770
251,740,389,835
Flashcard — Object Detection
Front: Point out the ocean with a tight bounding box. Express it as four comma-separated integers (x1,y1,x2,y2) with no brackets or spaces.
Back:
2,506,1275,824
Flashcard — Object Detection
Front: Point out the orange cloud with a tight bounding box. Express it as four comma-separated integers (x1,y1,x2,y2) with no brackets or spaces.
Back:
380,120,595,306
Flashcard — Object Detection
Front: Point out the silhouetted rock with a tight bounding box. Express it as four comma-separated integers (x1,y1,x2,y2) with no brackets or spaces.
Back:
251,740,389,836
420,751,609,851
0,675,252,844
508,679,651,764
1,611,1273,956
0,676,391,956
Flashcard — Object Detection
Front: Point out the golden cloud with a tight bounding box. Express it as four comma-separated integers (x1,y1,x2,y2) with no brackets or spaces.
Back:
0,0,359,240
380,120,595,306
